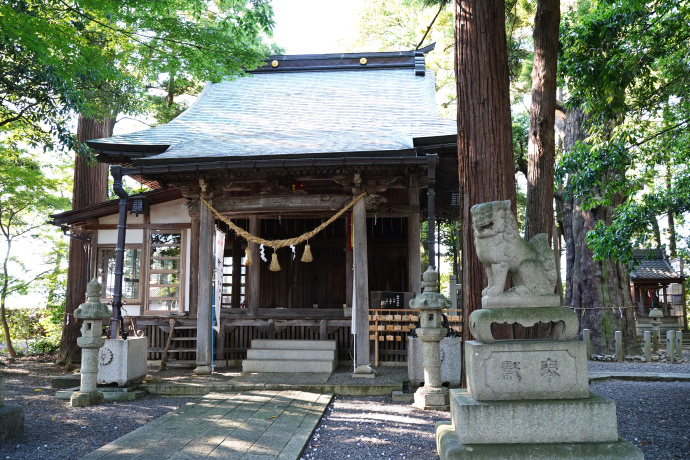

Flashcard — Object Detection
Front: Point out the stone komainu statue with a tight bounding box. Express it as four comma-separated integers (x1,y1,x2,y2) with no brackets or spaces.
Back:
471,200,556,297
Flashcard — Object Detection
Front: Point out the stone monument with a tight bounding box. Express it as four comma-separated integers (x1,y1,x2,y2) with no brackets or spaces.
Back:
410,267,451,410
71,279,111,407
436,200,643,459
0,373,24,440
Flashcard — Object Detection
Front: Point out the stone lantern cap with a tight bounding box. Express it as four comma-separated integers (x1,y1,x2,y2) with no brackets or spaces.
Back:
410,268,451,311
649,308,664,318
74,279,111,320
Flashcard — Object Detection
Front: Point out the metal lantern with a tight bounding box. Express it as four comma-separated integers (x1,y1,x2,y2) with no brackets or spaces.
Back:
129,194,150,217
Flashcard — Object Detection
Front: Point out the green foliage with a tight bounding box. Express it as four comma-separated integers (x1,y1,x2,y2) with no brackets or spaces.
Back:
1,0,277,155
558,0,690,262
0,146,71,356
1,308,61,355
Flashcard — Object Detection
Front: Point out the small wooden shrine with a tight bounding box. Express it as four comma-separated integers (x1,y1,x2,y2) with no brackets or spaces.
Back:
630,249,686,332
51,45,459,371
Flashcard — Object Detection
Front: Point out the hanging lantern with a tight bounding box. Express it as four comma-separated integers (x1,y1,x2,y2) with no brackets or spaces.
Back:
269,249,281,271
301,242,313,263
129,193,150,217
243,245,252,266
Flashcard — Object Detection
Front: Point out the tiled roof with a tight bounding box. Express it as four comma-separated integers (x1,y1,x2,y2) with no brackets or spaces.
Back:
629,249,683,281
88,66,456,163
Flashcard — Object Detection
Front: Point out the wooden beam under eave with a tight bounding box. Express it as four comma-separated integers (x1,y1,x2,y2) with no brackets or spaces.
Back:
212,195,352,213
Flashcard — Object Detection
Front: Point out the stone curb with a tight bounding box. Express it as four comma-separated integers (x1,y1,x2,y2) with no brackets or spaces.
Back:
139,381,402,397
589,372,690,382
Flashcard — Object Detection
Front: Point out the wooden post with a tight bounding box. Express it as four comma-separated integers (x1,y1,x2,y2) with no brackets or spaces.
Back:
194,200,214,374
352,192,371,373
345,213,353,309
407,175,421,296
188,213,200,317
248,216,260,316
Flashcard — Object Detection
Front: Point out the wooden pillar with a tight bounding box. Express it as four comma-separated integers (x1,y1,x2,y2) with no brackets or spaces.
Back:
407,176,421,296
248,216,260,316
345,213,353,309
194,200,214,374
231,237,242,308
188,213,200,317
352,193,371,373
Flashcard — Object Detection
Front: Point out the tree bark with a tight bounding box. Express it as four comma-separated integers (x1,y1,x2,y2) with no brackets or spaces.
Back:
1,240,16,358
557,107,639,355
455,0,517,340
525,0,559,242
666,166,677,257
58,115,113,363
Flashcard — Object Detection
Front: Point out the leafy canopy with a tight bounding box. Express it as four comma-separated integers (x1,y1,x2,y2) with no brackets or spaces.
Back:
557,0,690,262
0,0,276,154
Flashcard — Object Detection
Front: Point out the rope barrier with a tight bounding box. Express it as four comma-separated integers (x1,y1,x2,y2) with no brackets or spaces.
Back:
200,192,367,250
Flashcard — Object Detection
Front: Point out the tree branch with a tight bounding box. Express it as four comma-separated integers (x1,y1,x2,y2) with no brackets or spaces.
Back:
416,1,447,50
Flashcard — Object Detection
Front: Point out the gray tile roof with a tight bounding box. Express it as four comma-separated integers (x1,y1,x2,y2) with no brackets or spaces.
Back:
629,249,683,281
88,68,456,163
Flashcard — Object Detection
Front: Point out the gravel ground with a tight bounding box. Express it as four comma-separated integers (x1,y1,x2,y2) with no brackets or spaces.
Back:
1,354,689,460
0,356,196,460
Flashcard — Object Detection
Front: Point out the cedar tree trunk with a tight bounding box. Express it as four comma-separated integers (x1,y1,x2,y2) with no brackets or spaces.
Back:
58,115,113,363
455,0,517,340
557,107,639,355
525,0,560,242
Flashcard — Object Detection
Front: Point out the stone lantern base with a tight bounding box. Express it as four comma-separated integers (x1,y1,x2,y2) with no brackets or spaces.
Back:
70,390,104,407
413,385,449,410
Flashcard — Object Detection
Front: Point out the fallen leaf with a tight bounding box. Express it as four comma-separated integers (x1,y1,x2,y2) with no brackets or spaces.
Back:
33,389,42,392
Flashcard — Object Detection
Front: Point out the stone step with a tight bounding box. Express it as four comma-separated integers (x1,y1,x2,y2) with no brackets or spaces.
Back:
250,339,336,351
242,358,336,373
246,348,336,361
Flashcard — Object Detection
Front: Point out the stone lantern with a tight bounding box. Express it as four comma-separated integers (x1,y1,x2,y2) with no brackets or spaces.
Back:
71,279,111,407
410,267,451,410
649,307,664,352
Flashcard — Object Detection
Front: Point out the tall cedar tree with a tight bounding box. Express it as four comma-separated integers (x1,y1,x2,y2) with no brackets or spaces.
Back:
557,108,639,354
454,0,517,345
59,116,113,363
525,0,559,242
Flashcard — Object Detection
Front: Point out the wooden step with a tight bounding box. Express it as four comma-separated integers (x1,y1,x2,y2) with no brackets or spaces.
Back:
166,348,196,353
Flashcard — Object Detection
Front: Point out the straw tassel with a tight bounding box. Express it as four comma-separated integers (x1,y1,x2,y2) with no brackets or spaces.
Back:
301,242,313,263
269,249,281,271
243,245,252,266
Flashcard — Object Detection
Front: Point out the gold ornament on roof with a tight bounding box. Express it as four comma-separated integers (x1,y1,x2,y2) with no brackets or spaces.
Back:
271,60,279,68
360,58,367,65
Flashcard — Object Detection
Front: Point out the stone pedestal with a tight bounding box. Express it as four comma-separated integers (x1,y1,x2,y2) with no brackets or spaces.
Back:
437,200,643,459
97,337,148,387
0,374,24,441
465,340,589,400
71,279,111,407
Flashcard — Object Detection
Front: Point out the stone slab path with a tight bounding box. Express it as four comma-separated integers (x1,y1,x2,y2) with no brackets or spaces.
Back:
81,390,332,460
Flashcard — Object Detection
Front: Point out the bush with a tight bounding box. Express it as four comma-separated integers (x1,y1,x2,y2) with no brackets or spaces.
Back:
3,306,63,356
